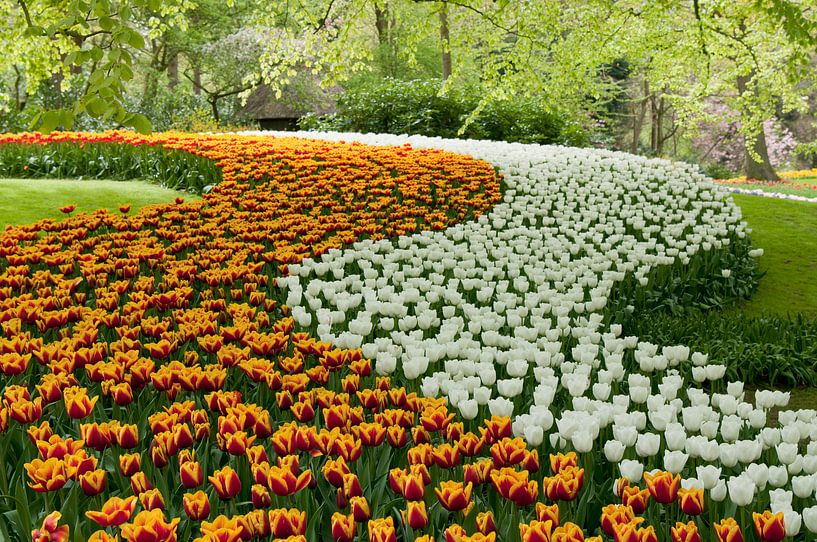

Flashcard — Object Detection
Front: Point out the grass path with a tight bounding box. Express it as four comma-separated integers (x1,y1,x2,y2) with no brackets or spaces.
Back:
0,178,195,229
731,193,817,317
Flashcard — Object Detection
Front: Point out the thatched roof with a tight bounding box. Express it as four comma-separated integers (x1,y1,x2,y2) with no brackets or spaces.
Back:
243,79,338,120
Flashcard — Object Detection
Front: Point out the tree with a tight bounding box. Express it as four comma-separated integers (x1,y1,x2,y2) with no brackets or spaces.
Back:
0,0,195,132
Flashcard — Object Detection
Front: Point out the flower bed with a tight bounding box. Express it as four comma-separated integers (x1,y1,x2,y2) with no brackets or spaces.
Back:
1,131,810,542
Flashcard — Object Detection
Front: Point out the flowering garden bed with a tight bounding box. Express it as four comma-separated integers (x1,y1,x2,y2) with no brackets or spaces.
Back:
0,131,811,542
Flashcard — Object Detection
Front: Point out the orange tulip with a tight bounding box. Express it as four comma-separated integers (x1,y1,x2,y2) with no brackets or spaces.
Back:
543,467,584,502
520,520,555,542
549,452,578,474
139,488,166,511
209,465,241,500
88,530,118,542
63,386,98,419
268,508,306,538
79,469,107,496
714,518,744,542
600,505,638,536
643,471,680,504
252,484,272,508
180,460,203,488
331,512,356,542
672,521,701,542
490,467,539,507
119,453,141,476
200,515,243,542
350,496,371,522
368,517,397,542
434,480,473,511
753,511,786,542
552,522,585,542
402,501,428,530
120,510,180,542
183,491,211,521
85,496,137,527
536,503,560,526
621,485,651,514
678,487,704,516
31,511,69,542
25,457,67,492
476,511,496,534
267,465,312,497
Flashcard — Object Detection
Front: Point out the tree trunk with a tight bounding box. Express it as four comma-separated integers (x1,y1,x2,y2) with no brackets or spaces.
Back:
210,98,220,124
439,6,452,80
736,73,779,181
631,79,648,154
375,4,390,45
168,53,179,89
192,68,202,96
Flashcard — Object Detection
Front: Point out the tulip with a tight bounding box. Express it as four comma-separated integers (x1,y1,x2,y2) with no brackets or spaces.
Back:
671,521,701,542
63,387,98,419
209,465,241,500
727,476,755,506
130,472,152,495
25,458,67,492
119,453,141,476
803,506,817,533
678,487,704,516
350,496,371,522
520,520,555,542
550,452,578,474
252,484,272,508
120,510,180,542
434,480,473,511
714,518,744,542
31,511,69,542
180,460,204,488
476,511,496,534
753,511,786,542
332,512,356,542
643,471,680,504
79,469,107,496
183,491,211,520
201,515,244,542
600,505,637,536
536,503,560,526
85,495,138,527
139,488,166,511
552,522,585,542
402,501,428,530
368,517,397,542
88,530,118,542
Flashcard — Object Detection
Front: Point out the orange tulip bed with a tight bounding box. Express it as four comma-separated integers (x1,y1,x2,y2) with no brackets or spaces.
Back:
0,131,517,542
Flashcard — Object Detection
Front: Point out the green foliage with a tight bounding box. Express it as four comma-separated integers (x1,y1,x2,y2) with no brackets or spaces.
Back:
627,310,817,387
702,162,738,180
0,141,221,194
301,78,588,146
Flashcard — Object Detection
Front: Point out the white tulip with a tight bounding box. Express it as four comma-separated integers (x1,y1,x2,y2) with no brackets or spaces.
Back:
784,510,801,537
793,474,815,498
663,450,689,474
710,479,727,502
802,506,817,533
696,465,722,490
635,433,660,457
619,459,644,483
604,440,626,463
726,475,755,506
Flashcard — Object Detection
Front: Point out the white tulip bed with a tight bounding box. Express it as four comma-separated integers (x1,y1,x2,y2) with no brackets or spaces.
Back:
249,131,812,538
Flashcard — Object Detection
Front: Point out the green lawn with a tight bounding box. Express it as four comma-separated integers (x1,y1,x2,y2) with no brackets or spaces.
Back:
732,193,817,317
0,178,196,229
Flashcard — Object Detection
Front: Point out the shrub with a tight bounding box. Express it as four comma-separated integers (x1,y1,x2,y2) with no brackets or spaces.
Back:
300,78,588,146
